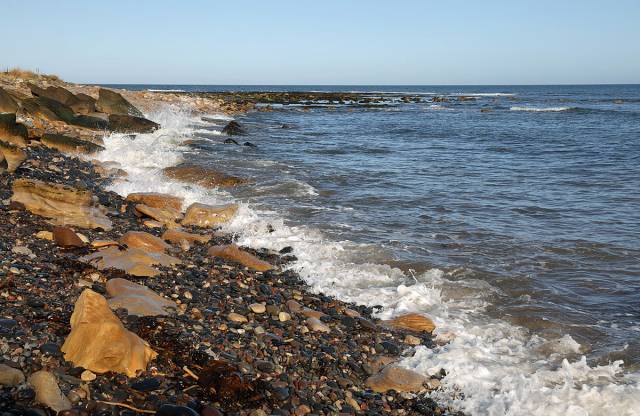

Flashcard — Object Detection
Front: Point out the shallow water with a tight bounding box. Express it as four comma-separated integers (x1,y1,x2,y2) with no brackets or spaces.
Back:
96,84,640,415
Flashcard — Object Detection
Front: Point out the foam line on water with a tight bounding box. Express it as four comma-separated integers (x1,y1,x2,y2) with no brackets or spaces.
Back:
95,105,640,416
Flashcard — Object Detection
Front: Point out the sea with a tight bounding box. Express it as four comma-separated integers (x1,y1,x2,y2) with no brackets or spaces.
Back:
94,84,640,416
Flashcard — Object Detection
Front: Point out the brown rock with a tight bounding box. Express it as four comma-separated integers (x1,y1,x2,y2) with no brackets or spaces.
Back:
0,87,19,113
365,366,426,393
383,313,436,333
10,179,112,230
61,289,157,377
120,231,170,253
108,114,159,133
106,278,176,316
41,133,104,154
53,226,85,248
208,244,274,272
0,140,27,172
126,192,183,212
301,308,325,319
164,164,248,188
286,300,303,313
28,370,72,412
0,150,6,173
0,363,24,386
182,203,238,228
162,228,211,245
0,113,28,147
306,317,330,333
81,246,181,277
135,204,182,226
96,88,143,117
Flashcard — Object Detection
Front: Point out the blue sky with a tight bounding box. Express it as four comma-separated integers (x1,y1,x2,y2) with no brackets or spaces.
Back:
2,0,639,85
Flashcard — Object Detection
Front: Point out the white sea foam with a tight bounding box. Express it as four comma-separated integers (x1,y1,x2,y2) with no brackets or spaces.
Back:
510,106,572,112
95,105,640,416
147,88,186,92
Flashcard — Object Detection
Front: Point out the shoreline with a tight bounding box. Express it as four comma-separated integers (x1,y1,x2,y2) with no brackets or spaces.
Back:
0,73,455,414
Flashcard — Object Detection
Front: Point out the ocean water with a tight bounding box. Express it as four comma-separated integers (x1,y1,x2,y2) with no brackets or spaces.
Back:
94,85,640,415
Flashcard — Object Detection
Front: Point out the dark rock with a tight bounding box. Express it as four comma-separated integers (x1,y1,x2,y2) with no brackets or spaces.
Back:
0,319,17,330
243,142,256,147
131,377,161,392
223,138,239,145
96,88,143,117
156,404,199,416
0,87,19,113
108,114,159,133
0,112,28,147
40,342,62,357
255,360,275,373
271,386,290,401
221,121,245,136
279,246,293,254
42,133,105,154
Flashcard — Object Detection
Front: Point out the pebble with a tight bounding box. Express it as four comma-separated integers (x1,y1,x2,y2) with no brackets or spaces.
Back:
12,245,34,257
80,370,96,382
404,334,422,345
278,311,292,322
306,317,330,333
250,303,266,313
0,363,25,386
228,312,248,323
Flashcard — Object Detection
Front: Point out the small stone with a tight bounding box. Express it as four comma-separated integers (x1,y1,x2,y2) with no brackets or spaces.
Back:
35,231,54,241
12,245,34,257
404,334,422,345
365,366,427,393
228,312,248,323
278,312,291,322
0,363,25,386
295,404,312,416
286,300,302,313
80,370,96,382
131,377,161,391
250,303,266,314
183,291,193,300
426,378,441,390
306,317,330,333
344,308,361,318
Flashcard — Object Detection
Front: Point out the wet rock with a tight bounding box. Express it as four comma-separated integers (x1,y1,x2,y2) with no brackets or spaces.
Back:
279,312,291,322
208,244,274,272
243,141,257,147
108,113,159,133
365,366,427,393
162,228,211,245
61,289,157,377
80,246,181,277
250,303,266,314
0,112,28,147
223,138,239,145
28,370,72,412
221,120,246,136
383,313,435,333
126,192,184,212
404,334,422,345
41,133,104,154
120,231,170,253
0,87,19,113
0,363,25,386
182,203,238,228
156,404,199,416
11,178,112,230
53,226,85,248
164,164,248,188
40,342,62,357
131,377,161,391
0,140,27,172
135,203,182,227
96,88,143,117
106,278,176,316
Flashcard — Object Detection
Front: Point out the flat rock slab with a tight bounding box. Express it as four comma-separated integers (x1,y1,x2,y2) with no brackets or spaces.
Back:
208,244,274,272
365,366,427,393
106,278,176,316
126,192,184,212
81,246,181,277
120,231,170,253
164,164,248,188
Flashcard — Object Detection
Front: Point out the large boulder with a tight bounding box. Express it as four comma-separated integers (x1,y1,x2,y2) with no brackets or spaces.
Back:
208,244,274,272
0,87,19,113
106,278,176,317
61,289,157,377
10,178,112,230
96,88,143,117
181,202,238,228
41,133,105,154
81,246,181,277
164,164,247,188
0,113,28,147
72,93,97,114
0,140,27,172
108,113,159,133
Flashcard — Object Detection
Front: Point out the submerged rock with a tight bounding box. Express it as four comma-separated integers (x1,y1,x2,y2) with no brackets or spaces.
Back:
0,112,28,147
0,140,27,172
28,370,72,412
11,178,112,230
221,120,246,136
164,164,248,188
181,202,238,227
108,113,159,133
41,133,105,154
106,278,176,316
96,88,144,117
365,366,427,393
81,246,181,277
61,289,157,377
208,244,274,272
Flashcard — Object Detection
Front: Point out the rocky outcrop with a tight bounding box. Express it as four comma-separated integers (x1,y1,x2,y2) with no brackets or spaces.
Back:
0,140,27,172
383,313,435,333
108,114,159,133
162,229,211,245
0,113,28,147
365,366,427,393
181,203,238,227
10,178,112,230
61,289,157,377
106,278,176,316
208,244,274,272
22,97,108,129
28,371,72,412
221,120,246,136
41,133,105,154
163,164,248,188
96,88,144,117
81,246,181,277
0,87,19,113
120,231,170,253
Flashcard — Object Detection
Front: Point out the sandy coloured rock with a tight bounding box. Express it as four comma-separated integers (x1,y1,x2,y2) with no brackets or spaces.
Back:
0,140,27,172
162,228,211,245
0,87,19,113
0,363,25,386
126,192,184,212
106,277,176,316
61,289,157,377
250,303,266,314
383,313,436,333
28,370,72,412
365,366,427,393
120,231,170,253
164,164,248,188
208,244,274,272
11,178,112,230
306,317,330,333
81,246,181,277
182,203,238,228
135,203,182,226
